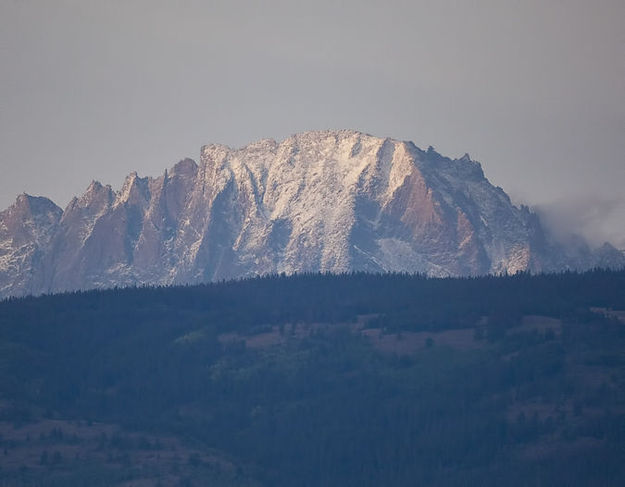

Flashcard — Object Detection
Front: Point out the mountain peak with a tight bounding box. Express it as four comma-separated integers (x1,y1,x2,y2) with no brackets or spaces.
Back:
115,171,150,207
9,193,61,217
86,180,103,192
594,242,625,269
171,158,198,176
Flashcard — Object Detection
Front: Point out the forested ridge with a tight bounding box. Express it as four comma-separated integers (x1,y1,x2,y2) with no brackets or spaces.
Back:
1,270,625,486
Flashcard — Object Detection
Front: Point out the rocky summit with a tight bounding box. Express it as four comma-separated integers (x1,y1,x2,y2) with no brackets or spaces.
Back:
1,130,623,298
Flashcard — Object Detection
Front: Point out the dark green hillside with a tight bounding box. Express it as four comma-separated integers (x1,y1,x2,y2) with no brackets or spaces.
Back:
1,270,625,486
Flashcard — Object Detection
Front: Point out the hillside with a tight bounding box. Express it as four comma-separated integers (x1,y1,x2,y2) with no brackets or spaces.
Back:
1,270,625,485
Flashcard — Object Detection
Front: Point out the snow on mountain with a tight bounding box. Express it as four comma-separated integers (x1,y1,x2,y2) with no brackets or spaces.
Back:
0,130,622,298
0,194,62,297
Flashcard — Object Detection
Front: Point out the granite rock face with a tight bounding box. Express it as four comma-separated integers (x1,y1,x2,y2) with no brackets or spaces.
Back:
1,130,623,298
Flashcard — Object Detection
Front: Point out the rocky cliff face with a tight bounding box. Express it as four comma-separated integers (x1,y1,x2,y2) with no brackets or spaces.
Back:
0,194,62,297
1,130,623,298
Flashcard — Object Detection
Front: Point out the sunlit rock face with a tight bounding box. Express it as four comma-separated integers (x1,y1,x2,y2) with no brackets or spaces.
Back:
0,194,63,298
1,130,623,298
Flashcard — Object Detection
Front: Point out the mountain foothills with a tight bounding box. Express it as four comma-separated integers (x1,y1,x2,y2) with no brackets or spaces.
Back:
1,130,623,298
1,271,625,486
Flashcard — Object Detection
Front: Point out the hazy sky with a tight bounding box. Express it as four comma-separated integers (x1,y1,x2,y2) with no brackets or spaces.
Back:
1,0,624,247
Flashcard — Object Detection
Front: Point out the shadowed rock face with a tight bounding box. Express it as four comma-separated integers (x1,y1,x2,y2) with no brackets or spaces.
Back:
0,130,623,298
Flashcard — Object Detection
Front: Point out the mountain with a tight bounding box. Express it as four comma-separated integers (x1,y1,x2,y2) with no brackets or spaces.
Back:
1,130,623,298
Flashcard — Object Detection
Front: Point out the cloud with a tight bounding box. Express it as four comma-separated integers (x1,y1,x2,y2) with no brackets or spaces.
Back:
534,196,625,249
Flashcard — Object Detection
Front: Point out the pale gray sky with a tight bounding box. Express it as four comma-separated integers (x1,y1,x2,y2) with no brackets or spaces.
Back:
1,0,624,247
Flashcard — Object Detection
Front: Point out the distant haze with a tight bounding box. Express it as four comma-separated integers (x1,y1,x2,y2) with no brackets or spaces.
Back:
1,0,624,248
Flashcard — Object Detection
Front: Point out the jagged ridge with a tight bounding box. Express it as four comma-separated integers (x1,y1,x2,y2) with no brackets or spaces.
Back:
1,130,623,298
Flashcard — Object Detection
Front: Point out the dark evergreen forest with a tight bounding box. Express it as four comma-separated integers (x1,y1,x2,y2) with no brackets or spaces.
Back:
1,270,625,486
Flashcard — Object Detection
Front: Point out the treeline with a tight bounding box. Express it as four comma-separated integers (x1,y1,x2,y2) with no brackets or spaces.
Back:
2,269,625,332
